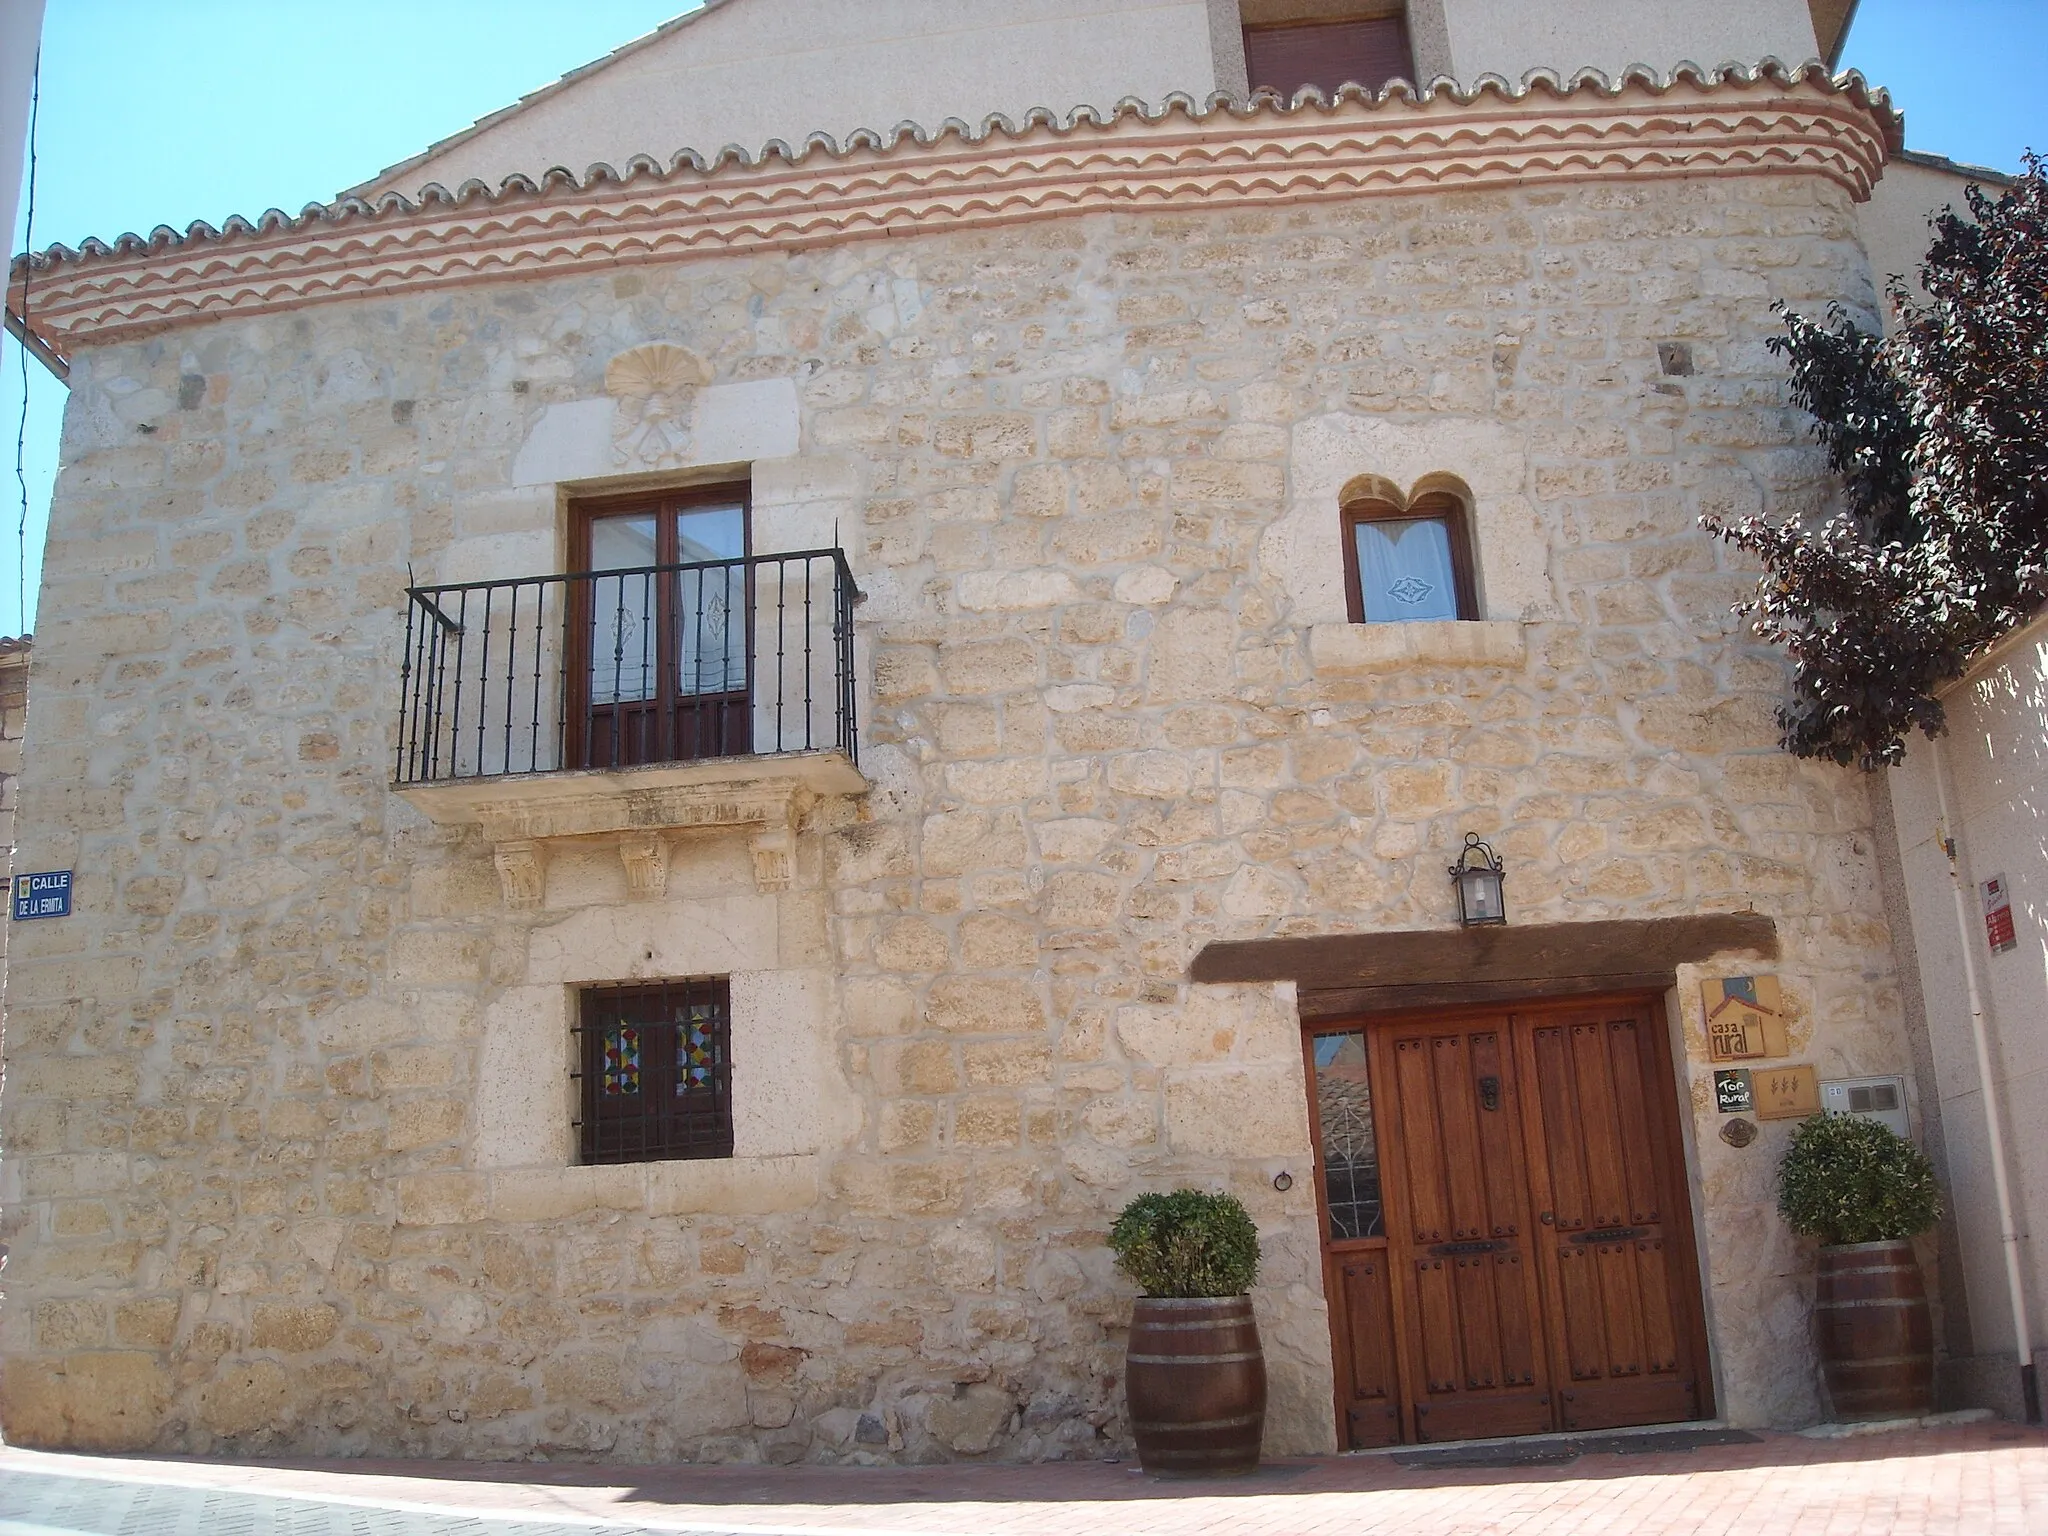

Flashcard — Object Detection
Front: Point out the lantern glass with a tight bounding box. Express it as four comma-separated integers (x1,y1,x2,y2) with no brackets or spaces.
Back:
1448,834,1507,926
1457,865,1505,925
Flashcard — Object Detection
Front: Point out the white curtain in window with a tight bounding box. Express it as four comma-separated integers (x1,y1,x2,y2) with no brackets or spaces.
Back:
1354,517,1459,623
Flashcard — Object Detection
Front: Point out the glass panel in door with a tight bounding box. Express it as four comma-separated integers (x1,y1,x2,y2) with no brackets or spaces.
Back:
588,514,659,705
1313,1029,1400,1450
1315,1031,1384,1240
674,502,747,696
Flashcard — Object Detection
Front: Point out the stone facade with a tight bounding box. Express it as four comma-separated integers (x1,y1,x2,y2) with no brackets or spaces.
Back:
1,159,1919,1459
0,639,29,1085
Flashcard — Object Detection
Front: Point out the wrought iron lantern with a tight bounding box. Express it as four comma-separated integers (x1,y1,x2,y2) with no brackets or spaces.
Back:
1448,833,1507,927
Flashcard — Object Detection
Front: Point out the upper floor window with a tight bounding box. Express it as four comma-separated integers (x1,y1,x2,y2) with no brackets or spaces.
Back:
572,484,751,769
1342,491,1477,623
578,977,734,1165
1243,6,1413,97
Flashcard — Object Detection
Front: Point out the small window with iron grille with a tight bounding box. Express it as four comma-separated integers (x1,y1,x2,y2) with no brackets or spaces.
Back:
575,978,734,1164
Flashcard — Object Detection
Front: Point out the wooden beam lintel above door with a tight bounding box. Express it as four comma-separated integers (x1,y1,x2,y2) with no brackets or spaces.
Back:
1190,913,1779,1006
1299,970,1687,1021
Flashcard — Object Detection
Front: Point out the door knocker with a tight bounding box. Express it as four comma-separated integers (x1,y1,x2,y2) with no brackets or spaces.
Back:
1478,1075,1501,1112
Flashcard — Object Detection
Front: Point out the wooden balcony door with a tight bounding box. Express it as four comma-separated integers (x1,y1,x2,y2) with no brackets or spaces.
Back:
571,488,751,770
1309,994,1710,1448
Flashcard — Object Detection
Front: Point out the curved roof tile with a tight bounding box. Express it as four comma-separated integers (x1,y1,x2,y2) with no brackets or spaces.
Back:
6,61,1902,354
14,60,1898,273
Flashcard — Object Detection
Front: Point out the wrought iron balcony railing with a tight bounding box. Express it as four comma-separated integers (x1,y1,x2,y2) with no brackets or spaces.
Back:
396,548,858,786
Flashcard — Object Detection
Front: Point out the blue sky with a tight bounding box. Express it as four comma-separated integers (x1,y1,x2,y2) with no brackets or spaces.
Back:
4,0,2044,636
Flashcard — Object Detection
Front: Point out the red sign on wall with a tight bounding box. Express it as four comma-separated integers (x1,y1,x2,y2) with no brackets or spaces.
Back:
1982,874,2018,955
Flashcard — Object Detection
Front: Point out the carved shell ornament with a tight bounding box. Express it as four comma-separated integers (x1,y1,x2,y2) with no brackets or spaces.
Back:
605,343,713,469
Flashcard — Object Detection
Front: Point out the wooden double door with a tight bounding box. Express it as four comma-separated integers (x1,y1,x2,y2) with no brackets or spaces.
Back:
1309,994,1712,1447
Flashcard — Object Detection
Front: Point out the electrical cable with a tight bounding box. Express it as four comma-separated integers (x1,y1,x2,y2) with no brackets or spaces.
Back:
13,49,39,638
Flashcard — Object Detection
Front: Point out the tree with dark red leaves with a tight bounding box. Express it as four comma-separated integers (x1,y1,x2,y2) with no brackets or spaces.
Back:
1704,156,2048,770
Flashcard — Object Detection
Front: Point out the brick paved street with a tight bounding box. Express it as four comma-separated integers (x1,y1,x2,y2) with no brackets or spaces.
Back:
2,1420,2046,1535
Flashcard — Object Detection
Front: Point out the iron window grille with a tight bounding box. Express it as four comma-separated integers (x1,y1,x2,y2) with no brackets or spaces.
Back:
573,978,734,1165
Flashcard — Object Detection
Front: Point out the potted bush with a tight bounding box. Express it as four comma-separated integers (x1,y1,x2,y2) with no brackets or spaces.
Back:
1108,1189,1266,1475
1778,1112,1942,1420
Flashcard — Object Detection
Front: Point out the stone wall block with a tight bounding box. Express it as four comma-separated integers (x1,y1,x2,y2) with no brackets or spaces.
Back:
395,1174,489,1228
0,1351,170,1452
249,1303,342,1354
1164,1067,1311,1158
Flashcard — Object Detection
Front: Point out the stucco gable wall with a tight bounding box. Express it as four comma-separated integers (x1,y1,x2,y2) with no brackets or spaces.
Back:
1432,0,1819,82
1856,155,2014,326
364,0,1219,200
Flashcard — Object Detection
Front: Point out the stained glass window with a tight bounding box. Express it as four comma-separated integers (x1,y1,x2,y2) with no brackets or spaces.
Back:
603,1026,642,1096
578,978,733,1165
679,1006,718,1092
1314,1031,1383,1241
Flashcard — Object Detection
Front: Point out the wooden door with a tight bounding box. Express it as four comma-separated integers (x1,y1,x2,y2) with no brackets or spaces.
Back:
1516,1000,1706,1431
1306,1030,1402,1448
1373,1018,1551,1443
1308,994,1709,1448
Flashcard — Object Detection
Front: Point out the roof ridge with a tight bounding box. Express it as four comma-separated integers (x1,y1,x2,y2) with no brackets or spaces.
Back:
1892,147,2017,185
10,58,1900,278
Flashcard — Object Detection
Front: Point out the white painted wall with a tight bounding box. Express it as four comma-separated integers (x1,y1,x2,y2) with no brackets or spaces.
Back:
1434,0,1818,81
1886,616,2048,1395
363,0,1221,199
357,0,1850,200
1,0,46,254
1859,155,2007,319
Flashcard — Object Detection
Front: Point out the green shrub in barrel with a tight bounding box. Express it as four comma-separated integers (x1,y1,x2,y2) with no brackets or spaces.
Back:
1109,1189,1261,1298
1109,1189,1267,1475
1778,1113,1941,1420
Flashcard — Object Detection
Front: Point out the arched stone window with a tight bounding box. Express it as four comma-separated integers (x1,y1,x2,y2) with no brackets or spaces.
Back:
1339,482,1478,624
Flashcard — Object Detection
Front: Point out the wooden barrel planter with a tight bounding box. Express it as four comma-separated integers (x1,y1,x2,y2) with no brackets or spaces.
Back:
1814,1239,1935,1420
1125,1295,1267,1476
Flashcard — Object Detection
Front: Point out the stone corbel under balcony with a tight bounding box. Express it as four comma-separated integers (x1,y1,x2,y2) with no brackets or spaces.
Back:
397,750,867,909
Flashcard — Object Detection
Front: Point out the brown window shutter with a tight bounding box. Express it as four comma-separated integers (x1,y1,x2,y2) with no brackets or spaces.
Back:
1243,16,1413,97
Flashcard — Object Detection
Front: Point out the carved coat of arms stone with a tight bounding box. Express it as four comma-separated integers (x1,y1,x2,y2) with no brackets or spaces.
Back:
604,343,713,468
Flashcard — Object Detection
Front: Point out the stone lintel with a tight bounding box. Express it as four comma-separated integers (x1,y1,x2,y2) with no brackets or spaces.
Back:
395,750,867,905
1308,619,1527,673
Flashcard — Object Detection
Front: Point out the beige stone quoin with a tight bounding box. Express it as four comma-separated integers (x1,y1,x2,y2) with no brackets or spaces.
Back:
0,58,1927,1462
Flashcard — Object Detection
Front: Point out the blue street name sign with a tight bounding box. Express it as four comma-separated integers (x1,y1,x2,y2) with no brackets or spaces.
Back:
12,870,73,921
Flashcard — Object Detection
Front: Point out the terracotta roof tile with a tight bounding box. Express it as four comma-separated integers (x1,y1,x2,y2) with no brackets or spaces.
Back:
10,60,1900,276
6,61,1903,357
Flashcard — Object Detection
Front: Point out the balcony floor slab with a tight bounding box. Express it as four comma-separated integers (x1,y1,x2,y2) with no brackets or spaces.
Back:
394,750,866,903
